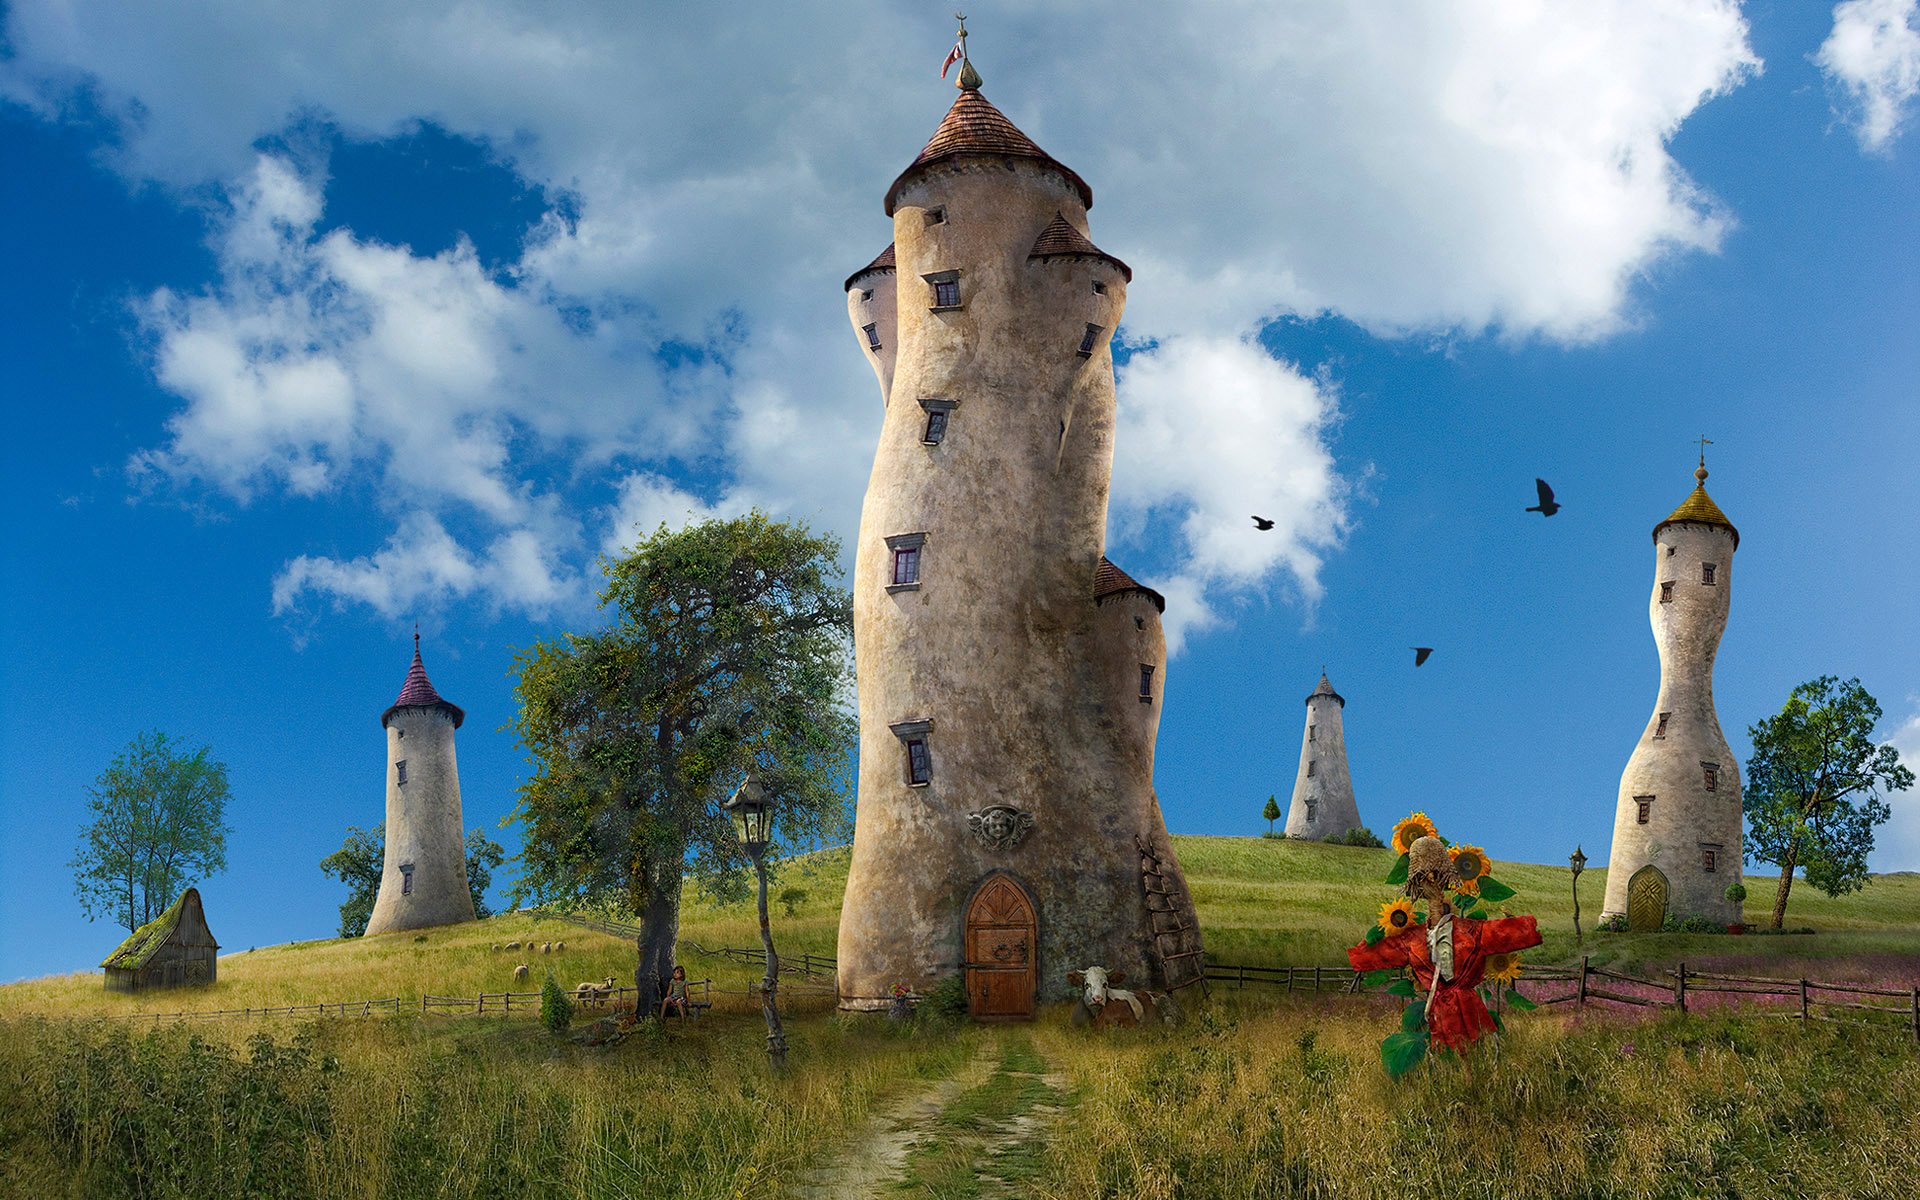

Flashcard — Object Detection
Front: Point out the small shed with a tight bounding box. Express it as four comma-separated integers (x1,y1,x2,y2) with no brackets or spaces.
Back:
101,887,220,992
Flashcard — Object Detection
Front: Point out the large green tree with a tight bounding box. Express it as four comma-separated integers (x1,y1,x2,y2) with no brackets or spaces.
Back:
318,824,506,937
70,730,231,932
509,512,856,1012
1744,676,1913,929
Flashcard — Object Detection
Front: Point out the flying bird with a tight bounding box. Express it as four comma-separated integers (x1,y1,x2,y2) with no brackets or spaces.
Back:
1526,478,1561,517
1251,516,1275,530
1413,647,1433,667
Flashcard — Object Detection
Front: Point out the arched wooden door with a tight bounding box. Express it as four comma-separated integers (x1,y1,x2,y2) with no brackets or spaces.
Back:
964,874,1037,1021
1627,865,1669,931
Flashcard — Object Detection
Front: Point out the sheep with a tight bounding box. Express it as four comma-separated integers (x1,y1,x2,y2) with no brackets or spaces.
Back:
554,941,565,953
513,964,530,982
572,976,619,1007
505,940,521,950
540,942,552,954
490,943,501,953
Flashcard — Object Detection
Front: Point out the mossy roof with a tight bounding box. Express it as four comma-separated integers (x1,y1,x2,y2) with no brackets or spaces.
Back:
101,887,203,970
1654,481,1738,548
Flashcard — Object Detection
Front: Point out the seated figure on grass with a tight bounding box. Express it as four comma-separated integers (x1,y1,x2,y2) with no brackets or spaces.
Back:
1348,813,1542,1076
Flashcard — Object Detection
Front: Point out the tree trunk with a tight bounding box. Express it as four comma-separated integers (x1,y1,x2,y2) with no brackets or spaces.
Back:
1771,836,1799,931
633,856,681,1016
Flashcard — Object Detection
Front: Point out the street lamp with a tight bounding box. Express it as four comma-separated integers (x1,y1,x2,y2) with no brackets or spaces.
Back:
724,772,787,1069
1569,845,1588,945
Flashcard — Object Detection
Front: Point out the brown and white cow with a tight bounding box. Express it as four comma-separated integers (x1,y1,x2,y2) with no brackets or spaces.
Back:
1066,966,1179,1028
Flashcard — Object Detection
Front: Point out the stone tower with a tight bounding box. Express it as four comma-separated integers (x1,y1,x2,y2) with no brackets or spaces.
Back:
834,44,1203,1016
364,633,476,936
1285,673,1364,840
1602,456,1743,929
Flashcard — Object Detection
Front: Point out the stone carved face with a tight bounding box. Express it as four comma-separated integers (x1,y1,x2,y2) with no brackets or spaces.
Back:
968,804,1034,850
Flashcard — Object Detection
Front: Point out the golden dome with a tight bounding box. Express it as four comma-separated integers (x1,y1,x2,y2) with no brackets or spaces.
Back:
1654,462,1738,548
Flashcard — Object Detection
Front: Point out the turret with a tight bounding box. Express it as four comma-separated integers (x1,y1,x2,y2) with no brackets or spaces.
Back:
1602,454,1743,928
1285,673,1364,840
364,632,476,935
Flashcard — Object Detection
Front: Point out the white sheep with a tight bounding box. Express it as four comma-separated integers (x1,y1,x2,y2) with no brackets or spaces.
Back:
540,941,552,954
490,943,501,953
505,940,521,950
554,941,565,953
513,963,530,982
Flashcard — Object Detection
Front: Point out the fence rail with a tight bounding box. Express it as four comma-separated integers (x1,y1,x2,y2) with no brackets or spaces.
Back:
532,910,839,978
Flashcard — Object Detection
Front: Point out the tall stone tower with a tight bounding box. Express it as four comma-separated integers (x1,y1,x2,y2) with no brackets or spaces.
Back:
1602,455,1743,929
364,633,476,936
1285,673,1364,840
834,40,1203,1016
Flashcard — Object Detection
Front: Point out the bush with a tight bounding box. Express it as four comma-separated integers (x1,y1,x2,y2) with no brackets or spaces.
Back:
778,886,809,917
1724,882,1747,904
1331,826,1386,849
1260,830,1285,840
540,972,574,1033
916,974,970,1024
1599,914,1629,933
1661,913,1724,934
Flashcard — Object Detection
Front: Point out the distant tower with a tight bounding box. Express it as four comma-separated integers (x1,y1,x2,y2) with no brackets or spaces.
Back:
364,632,475,936
1285,673,1364,840
1602,451,1743,929
834,29,1203,1016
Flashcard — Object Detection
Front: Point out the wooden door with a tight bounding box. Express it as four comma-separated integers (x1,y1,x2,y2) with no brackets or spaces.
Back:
964,874,1036,1021
1627,865,1669,932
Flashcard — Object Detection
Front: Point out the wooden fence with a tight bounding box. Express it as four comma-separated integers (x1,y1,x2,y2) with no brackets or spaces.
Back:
1205,955,1920,1043
533,909,839,978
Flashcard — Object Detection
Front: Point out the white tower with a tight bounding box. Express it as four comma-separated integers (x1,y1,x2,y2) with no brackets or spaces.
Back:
1602,455,1743,929
1285,673,1363,840
364,633,476,935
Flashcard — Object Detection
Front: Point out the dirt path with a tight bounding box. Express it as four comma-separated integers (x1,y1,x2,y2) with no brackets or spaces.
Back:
788,1034,1069,1200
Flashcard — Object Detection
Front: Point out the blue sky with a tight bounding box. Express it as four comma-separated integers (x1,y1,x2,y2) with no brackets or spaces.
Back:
3,2,1917,984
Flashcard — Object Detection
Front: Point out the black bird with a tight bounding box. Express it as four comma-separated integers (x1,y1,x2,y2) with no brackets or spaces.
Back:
1251,515,1275,530
1413,647,1433,667
1526,478,1561,517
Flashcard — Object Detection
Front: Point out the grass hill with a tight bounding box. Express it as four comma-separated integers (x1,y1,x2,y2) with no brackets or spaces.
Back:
4,836,1916,1018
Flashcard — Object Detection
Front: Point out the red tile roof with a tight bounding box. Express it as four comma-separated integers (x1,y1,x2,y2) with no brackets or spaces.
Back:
1093,556,1165,613
382,633,465,729
844,242,897,293
1028,212,1132,282
884,89,1093,215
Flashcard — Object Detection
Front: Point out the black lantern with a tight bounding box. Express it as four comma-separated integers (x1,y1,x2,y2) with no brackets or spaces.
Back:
724,774,774,850
1569,845,1587,875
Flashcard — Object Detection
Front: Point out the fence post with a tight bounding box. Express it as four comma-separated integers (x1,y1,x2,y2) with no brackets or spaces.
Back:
422,995,428,1016
1911,987,1918,1045
1799,979,1809,1024
1577,957,1589,1006
1676,962,1687,1013
1313,966,1322,993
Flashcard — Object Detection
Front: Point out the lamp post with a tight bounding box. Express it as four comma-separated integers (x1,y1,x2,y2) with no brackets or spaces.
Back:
724,772,787,1069
1569,845,1588,945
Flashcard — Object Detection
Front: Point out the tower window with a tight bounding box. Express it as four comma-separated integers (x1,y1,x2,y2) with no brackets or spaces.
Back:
924,206,946,227
400,863,415,896
1701,846,1718,873
1655,712,1670,738
1138,664,1154,703
860,289,874,302
863,323,881,351
923,270,962,310
1077,324,1102,356
1703,762,1719,791
885,533,926,592
1307,760,1316,777
919,398,957,445
1092,280,1107,296
1665,544,1675,557
1306,800,1317,822
889,719,933,786
1635,795,1653,824
1702,563,1717,585
395,760,408,786
1309,725,1317,741
1660,582,1674,603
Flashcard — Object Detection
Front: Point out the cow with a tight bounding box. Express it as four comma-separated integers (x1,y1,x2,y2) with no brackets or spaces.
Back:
512,963,530,982
1066,965,1178,1028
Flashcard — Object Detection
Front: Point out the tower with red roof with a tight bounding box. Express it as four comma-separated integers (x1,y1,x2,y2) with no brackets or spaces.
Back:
364,632,476,935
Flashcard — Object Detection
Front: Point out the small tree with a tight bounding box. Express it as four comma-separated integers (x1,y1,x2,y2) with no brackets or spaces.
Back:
70,731,231,932
540,972,574,1033
1744,676,1913,929
1262,795,1281,835
320,824,508,937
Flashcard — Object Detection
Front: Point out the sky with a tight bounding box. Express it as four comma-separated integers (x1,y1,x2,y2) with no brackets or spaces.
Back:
2,1,1917,984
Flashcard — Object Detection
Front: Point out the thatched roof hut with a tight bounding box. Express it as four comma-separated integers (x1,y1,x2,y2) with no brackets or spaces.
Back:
101,886,219,992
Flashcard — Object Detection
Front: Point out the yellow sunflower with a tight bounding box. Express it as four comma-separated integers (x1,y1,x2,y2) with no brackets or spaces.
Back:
1391,812,1439,855
1449,844,1490,894
1377,897,1418,935
1485,951,1523,985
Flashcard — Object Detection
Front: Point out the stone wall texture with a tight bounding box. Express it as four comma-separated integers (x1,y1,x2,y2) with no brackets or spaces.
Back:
1285,685,1363,840
365,705,476,935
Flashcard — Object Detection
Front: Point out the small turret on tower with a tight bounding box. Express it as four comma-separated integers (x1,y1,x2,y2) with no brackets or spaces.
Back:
1285,673,1364,840
364,632,475,936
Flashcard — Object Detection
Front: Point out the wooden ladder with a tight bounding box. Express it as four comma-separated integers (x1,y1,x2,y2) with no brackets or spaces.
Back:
1136,834,1209,995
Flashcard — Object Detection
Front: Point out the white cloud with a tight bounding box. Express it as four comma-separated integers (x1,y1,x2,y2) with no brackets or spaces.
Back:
599,473,723,559
1870,709,1920,872
1816,0,1920,153
3,1,1761,639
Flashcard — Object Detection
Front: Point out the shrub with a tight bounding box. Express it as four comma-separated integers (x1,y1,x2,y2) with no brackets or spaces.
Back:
1661,913,1724,934
1724,882,1747,905
916,974,970,1025
1599,914,1629,933
778,886,809,917
1332,826,1386,848
540,972,574,1033
1260,830,1285,840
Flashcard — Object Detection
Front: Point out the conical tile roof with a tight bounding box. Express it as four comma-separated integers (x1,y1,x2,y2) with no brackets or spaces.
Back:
1306,673,1346,708
844,241,896,292
1654,465,1738,548
884,88,1093,215
1093,556,1165,613
1028,212,1131,281
382,632,465,729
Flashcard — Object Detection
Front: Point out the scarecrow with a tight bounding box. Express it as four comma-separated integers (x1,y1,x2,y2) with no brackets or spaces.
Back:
1349,813,1542,1075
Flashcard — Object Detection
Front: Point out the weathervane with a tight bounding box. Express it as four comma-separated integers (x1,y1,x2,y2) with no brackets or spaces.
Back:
941,13,981,89
1695,434,1713,467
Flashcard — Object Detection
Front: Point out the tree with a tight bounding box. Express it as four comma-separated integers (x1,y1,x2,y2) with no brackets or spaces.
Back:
1744,676,1913,929
1262,795,1282,835
509,512,857,1014
319,824,507,937
70,731,231,932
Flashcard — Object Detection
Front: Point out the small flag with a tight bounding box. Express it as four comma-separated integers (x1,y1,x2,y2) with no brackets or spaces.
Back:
940,42,964,79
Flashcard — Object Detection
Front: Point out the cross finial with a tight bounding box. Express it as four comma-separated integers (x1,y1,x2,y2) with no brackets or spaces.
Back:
1694,434,1713,483
954,12,982,89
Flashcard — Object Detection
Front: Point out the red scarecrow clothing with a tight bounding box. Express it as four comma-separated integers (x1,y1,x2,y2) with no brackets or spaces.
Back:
1348,914,1541,1053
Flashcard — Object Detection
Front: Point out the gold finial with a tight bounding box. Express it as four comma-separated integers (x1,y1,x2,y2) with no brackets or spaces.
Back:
955,12,982,90
1694,434,1712,483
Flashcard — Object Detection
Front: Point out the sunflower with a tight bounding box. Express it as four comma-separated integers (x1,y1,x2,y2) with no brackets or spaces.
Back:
1391,812,1439,855
1485,951,1523,985
1449,843,1490,894
1377,897,1418,935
